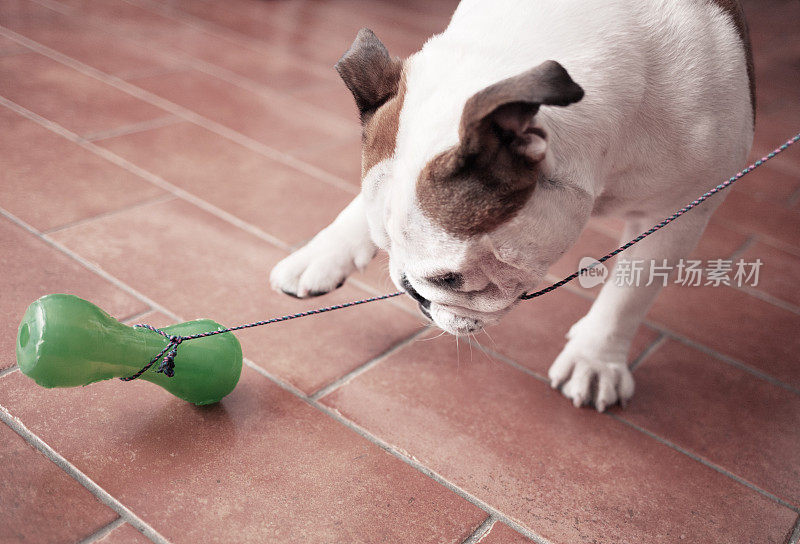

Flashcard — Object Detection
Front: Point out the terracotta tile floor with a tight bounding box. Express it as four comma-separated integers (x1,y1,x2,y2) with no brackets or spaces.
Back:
0,1,798,542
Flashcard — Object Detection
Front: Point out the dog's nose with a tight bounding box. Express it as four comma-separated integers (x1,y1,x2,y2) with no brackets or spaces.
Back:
400,274,431,315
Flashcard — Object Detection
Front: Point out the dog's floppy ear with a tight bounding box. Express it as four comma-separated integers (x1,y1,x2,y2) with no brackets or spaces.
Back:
335,28,402,121
458,60,584,163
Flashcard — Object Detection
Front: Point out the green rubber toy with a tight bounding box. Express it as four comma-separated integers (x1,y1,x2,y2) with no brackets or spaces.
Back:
16,294,242,405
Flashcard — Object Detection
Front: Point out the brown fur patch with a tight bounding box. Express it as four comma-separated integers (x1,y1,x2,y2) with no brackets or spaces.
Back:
417,61,583,238
710,0,756,118
416,146,537,238
361,72,406,177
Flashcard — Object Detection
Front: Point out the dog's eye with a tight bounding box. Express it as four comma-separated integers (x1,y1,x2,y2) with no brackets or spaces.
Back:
428,272,464,290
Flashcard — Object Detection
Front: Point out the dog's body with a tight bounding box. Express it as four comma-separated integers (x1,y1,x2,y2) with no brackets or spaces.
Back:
271,0,754,410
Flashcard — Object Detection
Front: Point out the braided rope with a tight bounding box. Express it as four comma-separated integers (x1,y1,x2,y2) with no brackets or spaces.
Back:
121,133,799,381
522,133,800,298
121,292,403,380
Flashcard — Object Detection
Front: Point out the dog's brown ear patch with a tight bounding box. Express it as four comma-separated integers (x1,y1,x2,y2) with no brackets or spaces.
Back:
335,28,403,121
417,60,583,238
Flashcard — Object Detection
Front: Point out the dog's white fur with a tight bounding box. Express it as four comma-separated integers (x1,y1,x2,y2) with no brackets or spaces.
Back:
271,0,753,410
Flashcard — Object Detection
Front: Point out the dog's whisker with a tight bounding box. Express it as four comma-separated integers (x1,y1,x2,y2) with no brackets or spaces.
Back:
419,329,447,341
472,334,495,364
481,328,499,351
455,335,461,374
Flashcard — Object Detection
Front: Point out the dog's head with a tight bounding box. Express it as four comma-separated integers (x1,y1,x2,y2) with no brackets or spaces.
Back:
337,29,588,335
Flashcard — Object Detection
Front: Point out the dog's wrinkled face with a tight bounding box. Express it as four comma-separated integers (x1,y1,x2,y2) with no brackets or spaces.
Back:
337,29,586,335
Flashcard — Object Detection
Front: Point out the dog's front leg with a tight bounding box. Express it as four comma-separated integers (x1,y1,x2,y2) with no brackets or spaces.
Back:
270,194,377,298
548,205,718,411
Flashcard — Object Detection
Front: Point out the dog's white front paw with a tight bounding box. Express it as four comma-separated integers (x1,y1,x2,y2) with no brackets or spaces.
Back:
548,345,634,412
270,235,375,298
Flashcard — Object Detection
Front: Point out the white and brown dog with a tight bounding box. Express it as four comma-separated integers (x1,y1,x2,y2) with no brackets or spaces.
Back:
271,0,754,411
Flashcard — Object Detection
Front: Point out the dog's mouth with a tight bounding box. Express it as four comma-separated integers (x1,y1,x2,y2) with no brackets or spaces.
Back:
399,274,517,335
400,275,432,318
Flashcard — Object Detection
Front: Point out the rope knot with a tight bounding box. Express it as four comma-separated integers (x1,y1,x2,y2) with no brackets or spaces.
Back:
157,336,184,378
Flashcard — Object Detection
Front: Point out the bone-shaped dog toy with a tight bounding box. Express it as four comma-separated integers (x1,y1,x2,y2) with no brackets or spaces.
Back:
16,294,242,405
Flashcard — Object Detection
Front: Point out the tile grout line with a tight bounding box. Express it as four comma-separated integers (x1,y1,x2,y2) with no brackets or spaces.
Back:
41,194,178,236
0,24,359,197
0,365,20,380
733,284,800,315
113,65,190,83
728,234,758,261
82,114,183,142
0,95,292,252
0,405,171,544
712,217,800,258
180,56,358,136
464,337,549,385
121,0,336,81
460,515,496,544
788,515,800,544
609,413,800,514
120,308,158,325
27,0,74,15
74,517,126,544
309,327,431,401
628,332,668,372
651,325,800,396
787,184,800,208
